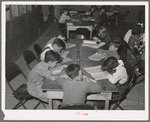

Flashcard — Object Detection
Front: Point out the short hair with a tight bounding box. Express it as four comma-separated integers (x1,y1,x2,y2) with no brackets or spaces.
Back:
132,24,143,36
91,5,98,11
98,26,109,40
53,38,66,51
65,64,80,79
44,50,62,63
111,36,122,48
102,57,118,74
63,8,69,13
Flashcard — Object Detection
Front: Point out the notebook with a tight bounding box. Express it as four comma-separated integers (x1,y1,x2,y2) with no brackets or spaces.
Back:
89,52,106,61
83,40,97,44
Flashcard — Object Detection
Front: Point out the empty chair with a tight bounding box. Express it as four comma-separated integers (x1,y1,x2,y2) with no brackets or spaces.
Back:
58,103,94,110
6,63,48,109
75,28,90,39
23,50,40,70
34,43,42,59
111,64,136,110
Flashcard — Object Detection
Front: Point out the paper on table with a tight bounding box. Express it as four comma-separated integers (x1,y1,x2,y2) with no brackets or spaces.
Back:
61,51,70,58
90,72,107,80
66,43,76,49
83,40,97,44
67,23,73,25
62,57,73,64
89,52,106,61
84,65,107,80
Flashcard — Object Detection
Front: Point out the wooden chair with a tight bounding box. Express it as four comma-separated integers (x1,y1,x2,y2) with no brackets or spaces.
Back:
58,103,94,110
33,43,42,59
111,64,136,110
6,63,48,109
23,50,40,70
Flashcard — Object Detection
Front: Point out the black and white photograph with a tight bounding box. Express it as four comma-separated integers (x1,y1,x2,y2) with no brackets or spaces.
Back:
1,1,149,121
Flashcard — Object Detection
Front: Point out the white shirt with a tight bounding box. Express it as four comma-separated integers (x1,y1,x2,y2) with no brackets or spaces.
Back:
124,29,132,43
59,13,70,23
40,44,53,61
106,60,128,84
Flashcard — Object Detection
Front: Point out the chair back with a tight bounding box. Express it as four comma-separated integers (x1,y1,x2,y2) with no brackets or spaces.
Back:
58,103,94,110
123,10,130,20
34,44,42,57
123,64,136,95
6,63,27,92
23,50,40,70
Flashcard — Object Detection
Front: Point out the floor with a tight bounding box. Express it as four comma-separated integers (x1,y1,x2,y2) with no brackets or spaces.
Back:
5,21,145,110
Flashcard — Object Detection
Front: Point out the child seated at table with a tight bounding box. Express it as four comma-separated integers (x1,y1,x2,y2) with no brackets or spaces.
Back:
56,64,101,106
97,36,122,60
59,8,71,29
128,23,143,53
99,6,108,26
82,26,112,50
27,50,64,102
90,5,100,27
101,57,128,99
40,37,66,61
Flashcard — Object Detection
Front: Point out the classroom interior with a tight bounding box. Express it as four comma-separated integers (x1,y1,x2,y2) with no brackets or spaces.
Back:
5,4,145,110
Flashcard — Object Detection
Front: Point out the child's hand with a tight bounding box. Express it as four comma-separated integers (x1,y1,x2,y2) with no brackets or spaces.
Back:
83,76,91,83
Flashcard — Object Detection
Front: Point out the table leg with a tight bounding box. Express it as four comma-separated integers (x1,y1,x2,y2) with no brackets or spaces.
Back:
90,30,92,39
67,30,69,38
48,99,53,109
105,99,110,110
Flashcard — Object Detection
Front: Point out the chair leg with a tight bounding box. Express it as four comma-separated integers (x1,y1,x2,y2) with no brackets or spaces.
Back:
13,100,27,109
42,102,46,108
34,101,41,109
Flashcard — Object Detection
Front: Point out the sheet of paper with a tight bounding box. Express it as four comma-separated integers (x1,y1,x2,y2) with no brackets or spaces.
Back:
84,65,102,73
84,66,107,80
66,43,76,49
89,52,106,61
62,57,73,64
67,22,73,25
90,72,107,80
83,40,97,44
61,51,70,58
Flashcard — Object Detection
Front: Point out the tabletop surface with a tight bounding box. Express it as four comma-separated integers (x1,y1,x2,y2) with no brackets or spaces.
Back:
41,39,118,92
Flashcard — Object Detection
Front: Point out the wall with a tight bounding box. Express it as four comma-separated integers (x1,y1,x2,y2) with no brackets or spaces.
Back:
6,5,54,64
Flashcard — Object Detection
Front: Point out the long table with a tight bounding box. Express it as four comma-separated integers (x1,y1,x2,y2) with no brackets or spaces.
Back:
41,39,118,110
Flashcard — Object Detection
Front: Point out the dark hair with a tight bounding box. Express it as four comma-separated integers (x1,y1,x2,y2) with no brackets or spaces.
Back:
102,57,118,74
91,5,98,12
132,24,143,36
53,38,66,51
65,64,80,79
44,50,62,63
111,36,122,48
98,26,109,40
63,8,69,13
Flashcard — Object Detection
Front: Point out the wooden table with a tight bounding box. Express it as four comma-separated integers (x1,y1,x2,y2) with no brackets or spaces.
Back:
66,14,95,39
42,39,118,110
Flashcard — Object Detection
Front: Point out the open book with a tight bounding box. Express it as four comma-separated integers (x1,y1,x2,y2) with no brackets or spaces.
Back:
66,43,76,49
82,40,97,47
52,65,68,75
84,65,107,80
61,51,70,58
62,57,73,64
89,52,106,61
83,40,97,44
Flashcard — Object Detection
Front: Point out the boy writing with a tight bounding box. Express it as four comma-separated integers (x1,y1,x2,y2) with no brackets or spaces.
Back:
27,50,64,101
